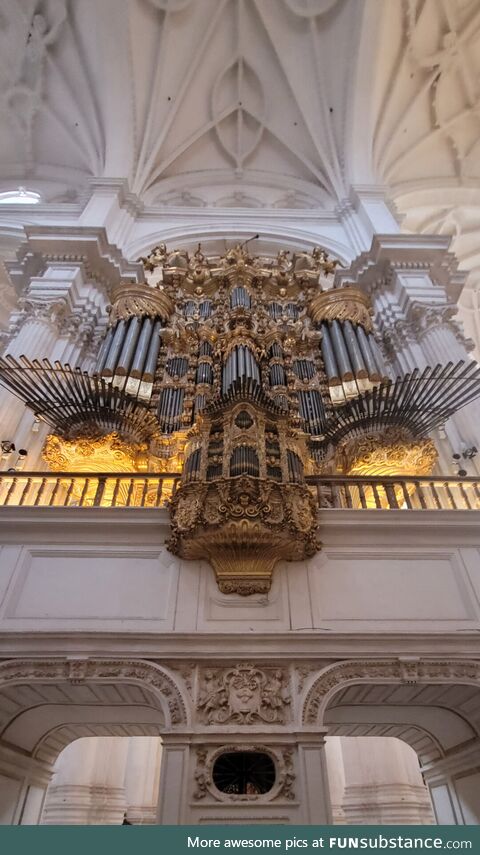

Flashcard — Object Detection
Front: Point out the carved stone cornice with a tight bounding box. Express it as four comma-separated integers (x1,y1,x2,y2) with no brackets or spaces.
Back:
7,227,144,295
334,235,466,303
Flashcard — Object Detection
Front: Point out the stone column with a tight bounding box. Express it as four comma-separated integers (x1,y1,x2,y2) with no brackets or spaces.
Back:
41,737,129,825
156,735,191,825
124,737,163,824
332,737,434,825
422,741,480,825
0,264,105,470
297,731,332,825
324,737,346,824
0,743,52,825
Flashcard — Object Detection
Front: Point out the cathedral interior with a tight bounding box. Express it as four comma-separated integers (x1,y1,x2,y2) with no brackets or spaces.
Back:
0,0,479,826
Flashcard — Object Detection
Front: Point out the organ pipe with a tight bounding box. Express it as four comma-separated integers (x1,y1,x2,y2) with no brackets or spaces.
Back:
130,317,154,379
95,326,114,374
102,319,127,376
330,320,353,381
116,317,142,376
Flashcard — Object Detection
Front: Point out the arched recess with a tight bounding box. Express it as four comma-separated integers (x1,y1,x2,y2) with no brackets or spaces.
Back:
302,659,480,764
0,658,190,765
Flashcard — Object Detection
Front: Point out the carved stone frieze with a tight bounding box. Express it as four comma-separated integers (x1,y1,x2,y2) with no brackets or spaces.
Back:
197,663,291,725
193,748,209,800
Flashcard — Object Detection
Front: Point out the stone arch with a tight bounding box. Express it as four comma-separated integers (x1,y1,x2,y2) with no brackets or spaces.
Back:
0,657,190,731
302,658,480,726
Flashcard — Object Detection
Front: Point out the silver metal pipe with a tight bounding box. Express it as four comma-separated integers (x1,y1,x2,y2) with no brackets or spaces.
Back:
344,320,367,378
143,320,162,382
103,320,127,376
367,333,388,378
130,317,153,379
356,325,379,380
116,317,142,376
238,345,245,380
95,327,114,374
330,320,353,381
320,324,340,383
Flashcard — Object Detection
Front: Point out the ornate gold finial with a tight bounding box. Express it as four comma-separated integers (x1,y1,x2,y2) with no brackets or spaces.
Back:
138,243,168,271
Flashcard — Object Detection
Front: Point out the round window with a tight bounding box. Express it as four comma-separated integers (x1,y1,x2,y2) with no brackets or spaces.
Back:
212,751,275,795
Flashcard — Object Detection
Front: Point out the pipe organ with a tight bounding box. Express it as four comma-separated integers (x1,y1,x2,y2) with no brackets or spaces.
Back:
1,243,480,593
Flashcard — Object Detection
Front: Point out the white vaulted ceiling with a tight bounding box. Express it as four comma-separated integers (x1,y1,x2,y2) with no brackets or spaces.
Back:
0,0,364,208
0,0,479,272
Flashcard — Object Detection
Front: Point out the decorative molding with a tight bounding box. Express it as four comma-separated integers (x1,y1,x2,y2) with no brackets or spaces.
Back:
302,658,480,725
0,658,188,727
108,281,174,326
192,743,296,803
308,286,373,332
168,476,319,595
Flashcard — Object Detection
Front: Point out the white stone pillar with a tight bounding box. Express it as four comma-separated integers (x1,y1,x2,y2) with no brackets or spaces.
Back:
78,180,137,249
124,737,163,824
297,732,332,825
324,737,346,824
41,737,129,825
0,743,52,825
335,737,434,825
156,736,191,825
0,264,105,470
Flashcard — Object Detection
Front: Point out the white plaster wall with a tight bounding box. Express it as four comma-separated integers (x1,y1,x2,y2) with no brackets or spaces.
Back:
0,511,478,635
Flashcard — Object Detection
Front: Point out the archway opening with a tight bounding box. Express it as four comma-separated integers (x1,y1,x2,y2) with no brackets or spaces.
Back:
315,674,480,826
325,736,434,825
41,735,163,825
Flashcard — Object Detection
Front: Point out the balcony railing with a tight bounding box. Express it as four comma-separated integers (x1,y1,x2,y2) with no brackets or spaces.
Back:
0,472,479,511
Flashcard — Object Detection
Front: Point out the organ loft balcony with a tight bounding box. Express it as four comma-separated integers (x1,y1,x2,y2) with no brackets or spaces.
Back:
0,242,479,597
